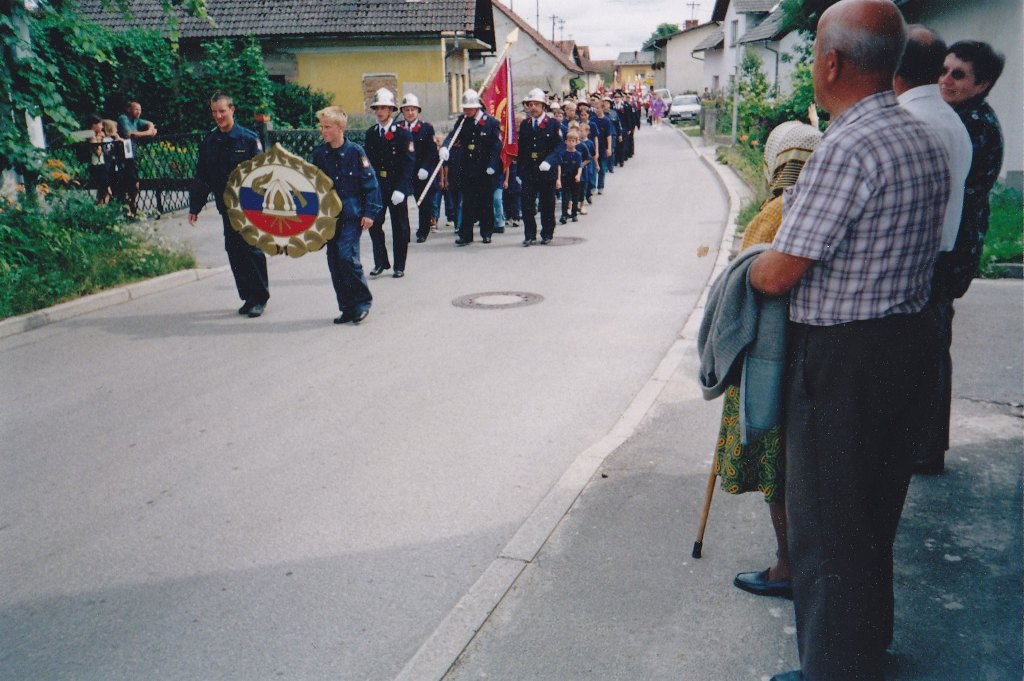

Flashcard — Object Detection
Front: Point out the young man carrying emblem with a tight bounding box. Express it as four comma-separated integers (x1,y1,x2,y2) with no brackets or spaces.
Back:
312,106,382,325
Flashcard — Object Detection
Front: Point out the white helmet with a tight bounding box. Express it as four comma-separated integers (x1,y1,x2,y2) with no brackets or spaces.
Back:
370,88,397,109
461,89,481,109
400,93,421,110
523,87,547,104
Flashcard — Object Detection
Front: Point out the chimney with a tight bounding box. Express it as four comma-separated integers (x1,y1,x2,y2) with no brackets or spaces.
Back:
685,19,698,29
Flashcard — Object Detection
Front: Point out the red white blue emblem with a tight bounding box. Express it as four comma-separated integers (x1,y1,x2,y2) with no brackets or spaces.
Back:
224,144,342,257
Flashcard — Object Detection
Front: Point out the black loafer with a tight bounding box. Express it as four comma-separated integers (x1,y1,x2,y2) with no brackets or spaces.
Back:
415,235,426,243
734,569,793,599
540,238,552,245
559,216,567,224
482,237,491,243
370,265,389,276
246,303,265,318
238,301,255,315
522,239,533,247
393,270,405,278
334,310,354,324
352,308,369,324
454,238,470,246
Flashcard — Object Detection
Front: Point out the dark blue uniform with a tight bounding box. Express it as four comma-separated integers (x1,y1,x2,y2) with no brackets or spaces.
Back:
312,139,382,319
399,117,440,241
443,112,503,243
557,148,583,221
592,113,614,191
189,124,268,308
364,120,415,274
517,113,565,244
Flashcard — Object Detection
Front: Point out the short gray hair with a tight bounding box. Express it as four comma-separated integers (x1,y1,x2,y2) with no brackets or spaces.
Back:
818,8,906,75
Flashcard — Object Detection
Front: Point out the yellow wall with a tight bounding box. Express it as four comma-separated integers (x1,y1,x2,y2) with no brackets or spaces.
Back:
617,64,650,84
296,42,444,114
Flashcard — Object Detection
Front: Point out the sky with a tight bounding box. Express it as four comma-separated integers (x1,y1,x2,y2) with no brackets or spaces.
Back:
502,0,717,61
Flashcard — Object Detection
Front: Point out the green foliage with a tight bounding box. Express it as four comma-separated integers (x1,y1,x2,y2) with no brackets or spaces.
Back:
271,80,332,130
980,185,1024,275
0,186,194,318
716,143,771,229
646,22,680,44
182,37,274,131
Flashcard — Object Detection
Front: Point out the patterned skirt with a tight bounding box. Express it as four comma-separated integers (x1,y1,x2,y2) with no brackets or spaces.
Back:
714,385,785,504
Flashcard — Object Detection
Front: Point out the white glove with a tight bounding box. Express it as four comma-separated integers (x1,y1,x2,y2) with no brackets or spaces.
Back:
539,161,551,172
417,168,429,181
486,167,496,176
438,146,450,162
391,190,405,205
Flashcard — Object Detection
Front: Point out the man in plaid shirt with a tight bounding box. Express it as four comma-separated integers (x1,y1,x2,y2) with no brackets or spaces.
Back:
749,1,950,679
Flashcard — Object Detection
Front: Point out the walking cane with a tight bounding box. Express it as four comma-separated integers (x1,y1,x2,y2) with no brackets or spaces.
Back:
416,28,521,207
692,461,717,558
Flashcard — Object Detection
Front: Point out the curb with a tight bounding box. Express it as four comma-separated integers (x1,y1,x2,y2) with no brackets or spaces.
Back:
0,266,228,341
394,130,742,681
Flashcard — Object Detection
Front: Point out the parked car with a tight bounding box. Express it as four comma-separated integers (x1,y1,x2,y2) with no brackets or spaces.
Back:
668,94,702,123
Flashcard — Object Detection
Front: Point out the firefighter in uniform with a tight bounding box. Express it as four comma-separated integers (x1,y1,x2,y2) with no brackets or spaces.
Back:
439,89,503,245
517,88,565,246
188,92,267,318
311,106,381,325
397,93,440,243
364,88,415,278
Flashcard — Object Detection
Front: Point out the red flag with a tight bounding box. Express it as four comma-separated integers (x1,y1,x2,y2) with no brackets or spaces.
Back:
481,56,517,168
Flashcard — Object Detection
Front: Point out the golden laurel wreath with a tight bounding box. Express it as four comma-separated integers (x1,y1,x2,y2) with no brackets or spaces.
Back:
224,143,342,258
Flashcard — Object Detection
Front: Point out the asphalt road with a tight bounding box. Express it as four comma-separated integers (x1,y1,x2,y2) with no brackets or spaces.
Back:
0,124,728,681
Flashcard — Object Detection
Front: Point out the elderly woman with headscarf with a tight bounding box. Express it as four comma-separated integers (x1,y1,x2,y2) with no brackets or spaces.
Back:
714,119,823,600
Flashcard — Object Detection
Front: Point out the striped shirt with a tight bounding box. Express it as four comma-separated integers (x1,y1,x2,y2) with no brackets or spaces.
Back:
774,91,950,326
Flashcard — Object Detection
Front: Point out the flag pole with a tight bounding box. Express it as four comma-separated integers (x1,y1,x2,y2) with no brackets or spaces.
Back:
417,29,520,206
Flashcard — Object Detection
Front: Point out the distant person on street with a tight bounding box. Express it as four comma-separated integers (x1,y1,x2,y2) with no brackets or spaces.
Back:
517,88,565,246
312,106,380,325
364,88,414,278
397,93,439,244
748,1,950,679
188,92,268,318
440,89,503,246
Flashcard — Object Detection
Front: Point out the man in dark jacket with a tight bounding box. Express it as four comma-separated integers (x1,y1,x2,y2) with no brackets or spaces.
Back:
517,88,565,246
188,92,267,318
365,88,415,278
440,89,503,246
398,93,440,244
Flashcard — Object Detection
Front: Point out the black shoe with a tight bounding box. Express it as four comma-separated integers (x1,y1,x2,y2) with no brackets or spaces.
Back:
571,216,578,222
586,196,593,204
352,308,369,324
370,265,389,276
482,237,491,244
246,303,265,318
493,227,505,233
597,189,603,195
540,238,552,245
334,310,354,324
238,301,255,315
415,235,426,243
559,215,568,224
522,238,534,247
455,238,470,246
733,569,793,599
393,270,405,278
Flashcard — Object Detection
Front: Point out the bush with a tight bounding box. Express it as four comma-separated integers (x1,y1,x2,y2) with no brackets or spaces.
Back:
0,183,194,319
271,80,332,130
980,185,1024,276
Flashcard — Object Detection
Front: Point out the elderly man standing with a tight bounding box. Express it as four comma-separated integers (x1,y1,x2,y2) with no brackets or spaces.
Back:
748,2,950,679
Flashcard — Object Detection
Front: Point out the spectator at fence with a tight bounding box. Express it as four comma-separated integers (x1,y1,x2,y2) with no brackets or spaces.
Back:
117,101,158,141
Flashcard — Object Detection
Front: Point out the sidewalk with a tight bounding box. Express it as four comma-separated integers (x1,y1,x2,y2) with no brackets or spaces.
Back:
435,135,1024,681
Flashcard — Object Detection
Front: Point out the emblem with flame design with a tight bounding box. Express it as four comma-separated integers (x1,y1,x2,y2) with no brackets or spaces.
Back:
224,144,342,257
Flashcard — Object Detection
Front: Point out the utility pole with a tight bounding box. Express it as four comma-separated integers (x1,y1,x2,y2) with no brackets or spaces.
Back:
549,14,559,42
686,1,699,19
557,18,566,42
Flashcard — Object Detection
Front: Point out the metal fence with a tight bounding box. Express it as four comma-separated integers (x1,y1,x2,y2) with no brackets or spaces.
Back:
51,128,369,216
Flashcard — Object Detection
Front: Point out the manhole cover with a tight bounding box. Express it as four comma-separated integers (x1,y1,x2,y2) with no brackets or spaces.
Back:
452,291,544,310
545,236,585,246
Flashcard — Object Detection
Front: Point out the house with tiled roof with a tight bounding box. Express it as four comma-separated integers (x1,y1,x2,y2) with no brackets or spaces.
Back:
74,0,496,122
472,1,583,98
554,41,608,94
645,20,722,96
614,50,656,91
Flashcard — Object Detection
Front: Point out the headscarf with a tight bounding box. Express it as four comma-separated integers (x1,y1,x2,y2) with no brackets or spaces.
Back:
762,121,822,195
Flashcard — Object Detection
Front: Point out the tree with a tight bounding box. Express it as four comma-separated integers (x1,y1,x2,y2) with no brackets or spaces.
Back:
1,0,207,176
778,0,842,36
646,22,680,45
